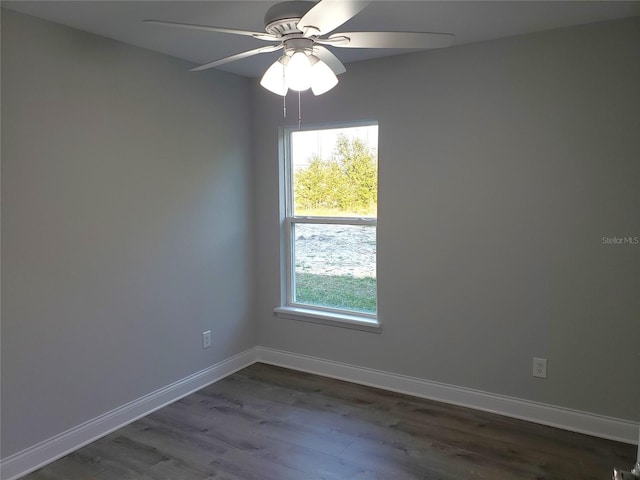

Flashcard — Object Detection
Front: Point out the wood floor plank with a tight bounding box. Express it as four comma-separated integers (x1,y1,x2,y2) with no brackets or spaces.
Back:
22,363,636,480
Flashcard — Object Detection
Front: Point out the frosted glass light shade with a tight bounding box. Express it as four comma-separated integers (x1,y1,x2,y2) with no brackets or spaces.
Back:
260,51,339,96
260,58,288,96
310,59,338,95
286,51,312,91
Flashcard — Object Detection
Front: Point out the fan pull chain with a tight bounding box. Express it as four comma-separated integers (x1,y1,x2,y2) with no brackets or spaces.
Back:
298,90,302,130
282,66,287,118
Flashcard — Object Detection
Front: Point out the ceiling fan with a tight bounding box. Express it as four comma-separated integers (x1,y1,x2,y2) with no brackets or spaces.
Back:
145,0,455,96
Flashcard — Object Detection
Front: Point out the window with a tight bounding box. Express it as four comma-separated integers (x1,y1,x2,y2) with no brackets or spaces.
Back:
275,123,380,332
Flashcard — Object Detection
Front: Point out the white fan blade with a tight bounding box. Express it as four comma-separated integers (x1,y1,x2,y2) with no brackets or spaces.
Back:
144,20,277,42
191,45,283,72
297,1,370,37
329,31,455,49
313,46,346,75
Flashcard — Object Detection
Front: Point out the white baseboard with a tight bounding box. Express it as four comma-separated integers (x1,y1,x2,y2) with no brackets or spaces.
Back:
0,347,258,480
257,346,639,445
3,345,637,480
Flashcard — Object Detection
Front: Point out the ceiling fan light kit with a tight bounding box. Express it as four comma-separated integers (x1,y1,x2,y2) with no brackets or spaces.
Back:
145,0,455,97
260,42,339,96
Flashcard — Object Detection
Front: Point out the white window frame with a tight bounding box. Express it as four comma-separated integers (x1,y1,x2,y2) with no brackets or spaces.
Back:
273,122,381,333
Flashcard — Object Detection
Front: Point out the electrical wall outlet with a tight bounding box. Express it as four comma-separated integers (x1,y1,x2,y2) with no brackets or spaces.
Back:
533,357,547,379
202,330,212,349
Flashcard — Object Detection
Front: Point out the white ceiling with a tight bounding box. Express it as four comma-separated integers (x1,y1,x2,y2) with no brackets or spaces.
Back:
4,1,640,77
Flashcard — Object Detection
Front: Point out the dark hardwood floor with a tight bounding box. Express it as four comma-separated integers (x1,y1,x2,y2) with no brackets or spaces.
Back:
24,363,635,479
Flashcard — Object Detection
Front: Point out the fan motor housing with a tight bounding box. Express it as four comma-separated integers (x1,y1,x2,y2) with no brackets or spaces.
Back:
264,1,315,36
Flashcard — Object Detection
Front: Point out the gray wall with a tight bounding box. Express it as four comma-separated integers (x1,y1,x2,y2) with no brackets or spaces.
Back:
253,17,640,421
1,10,256,457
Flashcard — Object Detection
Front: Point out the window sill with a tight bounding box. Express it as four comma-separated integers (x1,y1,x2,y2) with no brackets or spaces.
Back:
273,306,381,333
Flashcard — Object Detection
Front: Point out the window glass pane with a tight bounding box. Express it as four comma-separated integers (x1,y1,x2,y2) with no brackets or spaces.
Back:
291,125,378,217
293,223,376,314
